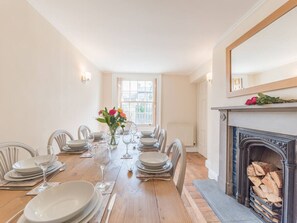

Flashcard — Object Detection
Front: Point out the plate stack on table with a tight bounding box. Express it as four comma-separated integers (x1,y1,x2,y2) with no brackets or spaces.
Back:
4,156,63,182
62,140,89,154
92,131,105,142
17,181,106,223
138,138,159,152
136,152,172,174
140,130,153,138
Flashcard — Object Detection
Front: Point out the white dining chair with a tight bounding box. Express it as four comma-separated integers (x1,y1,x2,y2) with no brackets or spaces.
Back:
158,129,167,153
78,125,91,140
48,130,74,153
152,125,160,139
166,139,186,195
0,142,35,180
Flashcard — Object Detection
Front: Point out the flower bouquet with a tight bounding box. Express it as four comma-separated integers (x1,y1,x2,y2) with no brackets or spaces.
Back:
245,93,297,105
97,107,127,148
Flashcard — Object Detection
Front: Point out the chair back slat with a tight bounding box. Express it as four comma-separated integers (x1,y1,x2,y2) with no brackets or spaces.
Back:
48,130,74,153
158,129,167,153
166,139,186,195
78,125,91,140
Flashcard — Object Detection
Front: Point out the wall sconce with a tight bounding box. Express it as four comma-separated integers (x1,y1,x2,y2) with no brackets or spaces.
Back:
81,72,92,83
206,72,212,83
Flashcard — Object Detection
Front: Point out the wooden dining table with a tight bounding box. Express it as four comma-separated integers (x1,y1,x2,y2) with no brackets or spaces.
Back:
0,141,191,223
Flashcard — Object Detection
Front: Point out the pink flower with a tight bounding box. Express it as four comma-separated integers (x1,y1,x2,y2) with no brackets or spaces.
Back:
109,109,117,116
245,99,252,105
250,97,258,105
98,110,103,115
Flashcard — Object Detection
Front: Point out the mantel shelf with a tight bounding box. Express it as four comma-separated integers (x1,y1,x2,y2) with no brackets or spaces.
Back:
211,102,297,112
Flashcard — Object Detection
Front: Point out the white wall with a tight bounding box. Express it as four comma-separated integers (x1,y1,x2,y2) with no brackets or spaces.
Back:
207,0,297,179
161,75,197,146
0,0,102,154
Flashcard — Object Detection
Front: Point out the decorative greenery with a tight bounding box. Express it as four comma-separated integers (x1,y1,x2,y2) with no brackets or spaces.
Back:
245,93,297,105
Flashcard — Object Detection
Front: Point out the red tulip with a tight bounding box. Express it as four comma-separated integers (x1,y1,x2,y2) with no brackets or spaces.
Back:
109,109,117,116
250,97,258,105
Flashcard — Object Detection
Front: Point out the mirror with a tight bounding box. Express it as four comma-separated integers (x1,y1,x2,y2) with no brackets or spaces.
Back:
226,1,297,97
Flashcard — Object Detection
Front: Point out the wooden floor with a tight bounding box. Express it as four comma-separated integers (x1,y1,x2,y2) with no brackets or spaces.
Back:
180,153,221,223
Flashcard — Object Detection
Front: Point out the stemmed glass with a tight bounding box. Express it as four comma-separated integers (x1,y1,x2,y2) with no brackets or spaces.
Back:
34,146,57,192
86,132,95,156
130,122,138,144
122,132,132,158
94,143,111,192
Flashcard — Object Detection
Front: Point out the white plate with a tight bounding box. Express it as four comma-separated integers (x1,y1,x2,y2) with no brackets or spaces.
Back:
139,152,168,167
136,160,172,174
5,161,62,182
62,145,89,152
24,181,95,223
136,160,172,172
66,140,87,148
7,161,59,179
140,138,158,146
92,131,104,139
12,156,51,174
141,130,153,136
18,191,103,223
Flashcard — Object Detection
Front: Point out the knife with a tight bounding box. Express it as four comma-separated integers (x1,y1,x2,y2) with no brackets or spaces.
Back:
105,193,117,223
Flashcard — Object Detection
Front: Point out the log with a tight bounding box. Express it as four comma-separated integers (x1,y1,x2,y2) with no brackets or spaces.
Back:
247,164,257,176
252,186,266,199
270,171,283,188
262,173,281,197
248,176,262,187
260,184,273,194
252,161,277,176
266,193,282,203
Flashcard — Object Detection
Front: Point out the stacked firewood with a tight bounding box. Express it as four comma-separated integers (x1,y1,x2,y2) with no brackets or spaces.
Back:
247,161,283,205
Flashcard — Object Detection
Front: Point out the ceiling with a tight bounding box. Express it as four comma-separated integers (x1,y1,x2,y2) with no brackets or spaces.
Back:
27,0,261,74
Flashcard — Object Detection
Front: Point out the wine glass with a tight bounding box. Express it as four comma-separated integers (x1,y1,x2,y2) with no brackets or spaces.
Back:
129,122,138,144
122,132,132,158
34,146,57,192
85,132,95,156
94,144,111,192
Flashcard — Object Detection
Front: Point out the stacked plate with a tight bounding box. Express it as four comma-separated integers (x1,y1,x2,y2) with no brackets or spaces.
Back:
140,130,153,138
18,181,104,223
4,156,62,182
62,140,89,153
136,152,172,174
139,138,158,146
92,131,104,141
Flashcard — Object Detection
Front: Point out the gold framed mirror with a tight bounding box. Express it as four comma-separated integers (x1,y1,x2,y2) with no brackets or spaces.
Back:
226,0,297,97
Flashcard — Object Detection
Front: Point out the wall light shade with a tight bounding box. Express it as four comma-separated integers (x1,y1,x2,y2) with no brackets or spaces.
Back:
206,72,212,82
81,72,92,83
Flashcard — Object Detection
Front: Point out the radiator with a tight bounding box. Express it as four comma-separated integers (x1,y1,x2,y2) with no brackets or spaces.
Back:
167,123,195,146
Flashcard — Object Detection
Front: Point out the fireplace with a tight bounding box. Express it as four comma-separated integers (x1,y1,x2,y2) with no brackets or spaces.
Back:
232,128,296,223
212,105,297,223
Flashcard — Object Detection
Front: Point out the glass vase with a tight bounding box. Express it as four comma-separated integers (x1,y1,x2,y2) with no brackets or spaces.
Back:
107,127,120,149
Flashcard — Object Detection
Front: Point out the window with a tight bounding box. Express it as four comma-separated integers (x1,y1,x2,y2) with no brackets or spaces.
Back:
118,79,156,125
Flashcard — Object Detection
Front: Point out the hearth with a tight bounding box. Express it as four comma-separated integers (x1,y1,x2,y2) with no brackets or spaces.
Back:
231,128,296,223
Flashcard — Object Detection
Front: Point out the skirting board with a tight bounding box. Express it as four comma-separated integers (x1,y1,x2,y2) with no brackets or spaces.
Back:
205,160,218,181
186,146,198,152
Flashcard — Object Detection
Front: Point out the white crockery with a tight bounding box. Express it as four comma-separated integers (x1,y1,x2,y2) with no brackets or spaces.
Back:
13,155,56,174
141,130,153,136
139,152,168,167
24,181,95,223
140,138,158,146
66,140,87,148
136,160,172,174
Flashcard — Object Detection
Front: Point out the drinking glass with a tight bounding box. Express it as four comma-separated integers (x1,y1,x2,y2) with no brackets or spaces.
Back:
85,132,95,156
34,146,57,192
94,143,111,192
130,122,138,144
122,132,132,158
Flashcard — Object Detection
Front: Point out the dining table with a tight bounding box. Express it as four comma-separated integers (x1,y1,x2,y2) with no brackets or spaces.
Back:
0,140,191,223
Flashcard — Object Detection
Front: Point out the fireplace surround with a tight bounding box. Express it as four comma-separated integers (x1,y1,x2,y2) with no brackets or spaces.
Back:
213,103,297,223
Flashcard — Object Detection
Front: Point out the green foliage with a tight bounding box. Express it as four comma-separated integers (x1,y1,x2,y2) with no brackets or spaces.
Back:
256,93,297,105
